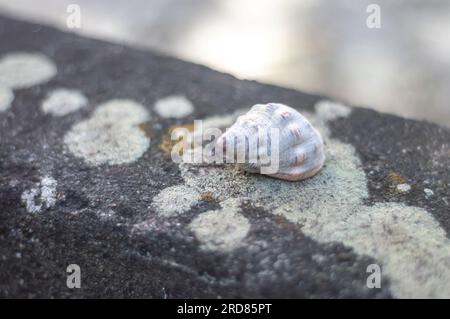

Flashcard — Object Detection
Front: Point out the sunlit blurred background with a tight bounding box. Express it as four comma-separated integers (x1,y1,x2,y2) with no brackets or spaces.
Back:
1,0,449,126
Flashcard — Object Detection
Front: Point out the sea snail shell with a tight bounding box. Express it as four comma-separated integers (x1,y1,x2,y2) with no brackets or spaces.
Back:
215,103,325,181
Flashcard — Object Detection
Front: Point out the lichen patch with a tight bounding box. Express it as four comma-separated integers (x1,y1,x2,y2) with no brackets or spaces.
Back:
41,88,88,116
315,100,352,122
21,176,57,214
188,198,250,252
0,52,57,89
396,183,411,193
64,99,151,165
152,184,200,217
154,95,194,119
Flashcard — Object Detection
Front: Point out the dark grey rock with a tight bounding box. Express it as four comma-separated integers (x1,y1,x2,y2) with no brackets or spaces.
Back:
0,15,449,298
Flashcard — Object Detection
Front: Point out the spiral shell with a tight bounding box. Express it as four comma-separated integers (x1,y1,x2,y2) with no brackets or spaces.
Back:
215,103,325,181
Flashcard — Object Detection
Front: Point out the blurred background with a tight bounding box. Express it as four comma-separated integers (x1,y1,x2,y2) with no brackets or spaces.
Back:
0,0,449,127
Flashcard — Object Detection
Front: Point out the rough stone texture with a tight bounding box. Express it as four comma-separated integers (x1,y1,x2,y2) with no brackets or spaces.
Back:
1,16,449,298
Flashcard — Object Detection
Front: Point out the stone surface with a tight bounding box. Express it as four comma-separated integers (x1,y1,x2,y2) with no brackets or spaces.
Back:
1,16,450,298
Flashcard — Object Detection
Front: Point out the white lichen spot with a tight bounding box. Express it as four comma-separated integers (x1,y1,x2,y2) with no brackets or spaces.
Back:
0,52,57,89
154,95,194,119
0,87,14,112
41,88,88,116
152,184,200,217
21,176,57,213
189,199,250,252
64,99,151,165
315,100,352,122
396,183,411,193
424,188,434,198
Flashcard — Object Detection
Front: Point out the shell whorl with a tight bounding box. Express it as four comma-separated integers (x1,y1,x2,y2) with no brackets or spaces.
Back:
216,103,325,181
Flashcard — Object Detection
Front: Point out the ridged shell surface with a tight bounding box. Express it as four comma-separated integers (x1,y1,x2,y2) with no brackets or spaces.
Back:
216,103,325,181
